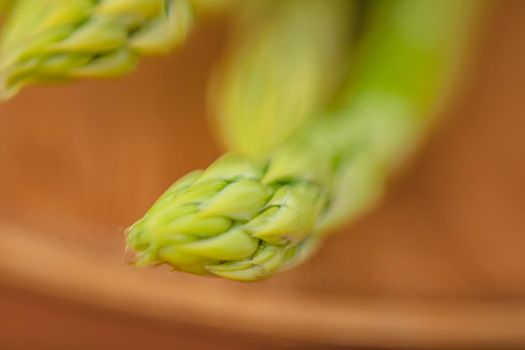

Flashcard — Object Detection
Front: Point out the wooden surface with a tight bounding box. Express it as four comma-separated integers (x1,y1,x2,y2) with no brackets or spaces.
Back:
0,284,307,350
1,1,524,349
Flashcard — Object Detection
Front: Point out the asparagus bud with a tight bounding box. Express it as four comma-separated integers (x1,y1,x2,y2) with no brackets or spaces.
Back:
127,154,326,281
0,0,193,99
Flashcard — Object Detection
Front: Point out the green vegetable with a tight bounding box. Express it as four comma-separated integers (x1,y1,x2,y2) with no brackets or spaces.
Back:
127,154,324,279
211,0,353,156
0,0,193,99
127,0,477,281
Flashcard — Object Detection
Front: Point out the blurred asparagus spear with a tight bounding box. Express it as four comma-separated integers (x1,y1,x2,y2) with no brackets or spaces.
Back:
0,0,193,99
211,0,354,156
128,0,479,281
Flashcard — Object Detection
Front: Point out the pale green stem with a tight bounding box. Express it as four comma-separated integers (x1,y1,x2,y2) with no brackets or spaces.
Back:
210,0,354,156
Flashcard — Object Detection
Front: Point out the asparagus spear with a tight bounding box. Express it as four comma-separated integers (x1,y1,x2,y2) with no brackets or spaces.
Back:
128,0,477,281
0,0,193,99
211,0,353,156
129,0,354,280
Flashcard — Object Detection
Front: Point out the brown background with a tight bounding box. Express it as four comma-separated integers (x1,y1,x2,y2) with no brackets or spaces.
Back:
0,1,524,349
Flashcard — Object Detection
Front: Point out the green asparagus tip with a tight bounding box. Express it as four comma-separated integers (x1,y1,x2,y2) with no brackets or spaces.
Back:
126,153,327,281
0,0,193,99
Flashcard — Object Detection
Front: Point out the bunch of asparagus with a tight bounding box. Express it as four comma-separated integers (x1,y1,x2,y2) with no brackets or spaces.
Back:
0,0,478,281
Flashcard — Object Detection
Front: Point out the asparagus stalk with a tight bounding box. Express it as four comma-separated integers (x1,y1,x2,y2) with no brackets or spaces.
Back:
211,0,353,156
0,0,193,99
128,0,477,281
